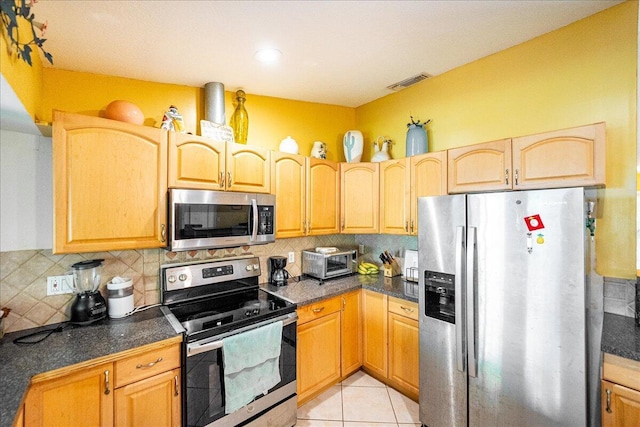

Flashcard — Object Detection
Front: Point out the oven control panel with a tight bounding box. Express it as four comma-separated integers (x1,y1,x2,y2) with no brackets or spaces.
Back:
162,256,261,292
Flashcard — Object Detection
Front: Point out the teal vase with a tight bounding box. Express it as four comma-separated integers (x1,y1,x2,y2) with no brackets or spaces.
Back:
406,124,428,156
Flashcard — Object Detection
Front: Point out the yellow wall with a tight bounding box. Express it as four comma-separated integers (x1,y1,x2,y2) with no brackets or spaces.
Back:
40,69,355,162
356,1,638,278
0,14,44,121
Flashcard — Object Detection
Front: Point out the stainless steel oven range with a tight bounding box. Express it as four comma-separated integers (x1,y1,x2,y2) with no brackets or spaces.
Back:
160,256,297,427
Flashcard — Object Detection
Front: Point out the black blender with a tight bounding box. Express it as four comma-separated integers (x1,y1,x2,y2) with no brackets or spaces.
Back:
69,259,107,325
268,256,290,286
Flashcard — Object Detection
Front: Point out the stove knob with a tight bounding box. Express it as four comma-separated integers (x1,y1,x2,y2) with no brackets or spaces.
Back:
253,264,260,271
245,265,253,271
168,275,177,283
245,311,251,317
253,308,259,315
178,273,188,282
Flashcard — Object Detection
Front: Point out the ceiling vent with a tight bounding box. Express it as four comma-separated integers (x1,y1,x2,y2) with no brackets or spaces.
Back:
387,73,432,91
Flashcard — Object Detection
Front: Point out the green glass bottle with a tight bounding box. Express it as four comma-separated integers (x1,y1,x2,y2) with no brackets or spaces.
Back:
230,90,248,144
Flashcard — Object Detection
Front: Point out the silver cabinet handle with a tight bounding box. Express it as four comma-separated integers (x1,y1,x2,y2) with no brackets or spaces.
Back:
228,171,232,187
136,357,163,369
307,220,311,233
410,219,415,234
405,221,409,232
342,297,346,309
312,307,325,313
220,171,225,188
174,375,180,397
400,306,414,313
104,370,110,395
160,224,166,243
303,221,307,234
514,168,519,186
505,169,509,185
606,388,612,413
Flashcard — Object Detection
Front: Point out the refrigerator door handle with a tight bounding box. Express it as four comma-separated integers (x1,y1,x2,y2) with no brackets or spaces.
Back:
467,226,478,378
455,225,466,373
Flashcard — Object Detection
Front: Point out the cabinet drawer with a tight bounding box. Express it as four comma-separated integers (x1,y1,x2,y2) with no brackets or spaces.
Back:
115,343,181,388
603,353,640,391
388,297,418,321
297,296,342,325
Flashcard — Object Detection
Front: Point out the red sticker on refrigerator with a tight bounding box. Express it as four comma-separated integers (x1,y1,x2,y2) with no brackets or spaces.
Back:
524,214,544,231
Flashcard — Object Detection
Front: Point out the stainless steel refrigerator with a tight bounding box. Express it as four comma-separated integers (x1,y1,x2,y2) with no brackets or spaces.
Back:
417,187,602,427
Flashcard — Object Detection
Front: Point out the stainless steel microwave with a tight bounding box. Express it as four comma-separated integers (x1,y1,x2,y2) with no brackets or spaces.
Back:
168,189,275,251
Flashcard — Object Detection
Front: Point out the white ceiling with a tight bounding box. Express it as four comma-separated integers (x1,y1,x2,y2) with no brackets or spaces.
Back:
20,1,625,108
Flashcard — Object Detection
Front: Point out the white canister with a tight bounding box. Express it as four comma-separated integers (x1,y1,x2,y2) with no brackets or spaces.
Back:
107,278,134,318
279,136,299,154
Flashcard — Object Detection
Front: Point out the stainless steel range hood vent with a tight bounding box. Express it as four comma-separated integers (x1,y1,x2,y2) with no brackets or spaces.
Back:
387,73,432,91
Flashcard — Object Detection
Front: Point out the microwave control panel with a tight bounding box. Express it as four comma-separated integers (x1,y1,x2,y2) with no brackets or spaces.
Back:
258,206,274,235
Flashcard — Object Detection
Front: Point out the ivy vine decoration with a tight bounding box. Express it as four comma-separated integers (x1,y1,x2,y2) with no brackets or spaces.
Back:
0,0,53,66
407,115,430,128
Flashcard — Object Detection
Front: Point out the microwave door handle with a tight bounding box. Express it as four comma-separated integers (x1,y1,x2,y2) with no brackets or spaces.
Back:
250,198,258,241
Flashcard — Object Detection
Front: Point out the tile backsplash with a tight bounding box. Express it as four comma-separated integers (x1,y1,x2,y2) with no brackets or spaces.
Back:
2,233,635,334
0,234,356,333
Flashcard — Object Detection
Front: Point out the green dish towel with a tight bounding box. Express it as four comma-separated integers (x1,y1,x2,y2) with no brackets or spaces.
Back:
223,320,283,414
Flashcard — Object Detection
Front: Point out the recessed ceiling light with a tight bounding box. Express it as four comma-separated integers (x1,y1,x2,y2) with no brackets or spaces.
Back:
255,48,282,63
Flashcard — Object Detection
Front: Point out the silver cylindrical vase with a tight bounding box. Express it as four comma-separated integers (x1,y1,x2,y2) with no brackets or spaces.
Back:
204,82,226,125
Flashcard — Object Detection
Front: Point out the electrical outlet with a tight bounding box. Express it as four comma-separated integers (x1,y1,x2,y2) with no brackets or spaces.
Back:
359,244,365,254
288,252,295,263
47,275,74,296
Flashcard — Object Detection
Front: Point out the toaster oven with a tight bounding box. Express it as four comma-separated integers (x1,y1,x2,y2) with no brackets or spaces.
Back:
302,248,357,281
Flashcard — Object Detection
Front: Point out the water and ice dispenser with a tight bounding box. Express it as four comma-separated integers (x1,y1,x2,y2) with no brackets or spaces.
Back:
424,271,456,323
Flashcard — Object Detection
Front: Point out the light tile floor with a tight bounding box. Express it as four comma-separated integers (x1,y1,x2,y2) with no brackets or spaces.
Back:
296,370,421,427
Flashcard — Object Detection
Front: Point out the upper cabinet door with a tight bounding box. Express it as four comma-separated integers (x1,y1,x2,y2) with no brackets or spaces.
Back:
380,158,410,235
226,143,271,193
341,162,379,234
447,138,512,193
308,159,340,236
512,122,605,189
410,151,447,235
271,152,306,238
168,133,225,190
53,111,168,254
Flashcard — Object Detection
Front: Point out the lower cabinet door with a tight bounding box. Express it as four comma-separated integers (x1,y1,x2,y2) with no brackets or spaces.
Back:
602,379,640,427
297,311,341,405
115,368,181,427
388,312,419,400
24,362,114,427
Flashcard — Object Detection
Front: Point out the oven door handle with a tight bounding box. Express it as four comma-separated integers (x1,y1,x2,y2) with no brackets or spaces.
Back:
187,313,297,357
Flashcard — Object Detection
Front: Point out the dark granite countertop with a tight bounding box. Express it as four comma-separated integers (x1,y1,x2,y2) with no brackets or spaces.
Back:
260,273,418,306
0,306,181,427
601,312,640,362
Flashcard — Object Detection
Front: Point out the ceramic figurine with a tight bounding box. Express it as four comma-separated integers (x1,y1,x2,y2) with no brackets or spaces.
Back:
371,136,391,162
310,141,327,159
161,105,184,132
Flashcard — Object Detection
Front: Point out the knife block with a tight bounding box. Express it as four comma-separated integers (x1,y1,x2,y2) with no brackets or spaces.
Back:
383,260,402,277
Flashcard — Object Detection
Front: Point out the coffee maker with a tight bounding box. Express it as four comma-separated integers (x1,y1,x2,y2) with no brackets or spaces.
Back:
69,259,107,325
268,256,289,286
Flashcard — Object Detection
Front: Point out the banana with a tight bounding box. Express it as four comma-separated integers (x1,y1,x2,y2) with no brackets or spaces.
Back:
361,262,378,269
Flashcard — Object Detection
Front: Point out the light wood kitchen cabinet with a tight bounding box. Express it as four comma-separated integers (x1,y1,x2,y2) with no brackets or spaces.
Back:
114,368,181,427
341,163,379,233
168,133,225,190
409,151,448,235
297,301,342,405
447,122,605,193
387,297,419,400
447,138,512,193
226,142,271,193
602,353,640,427
271,152,306,237
307,159,340,235
362,289,388,378
271,155,340,238
511,122,605,189
380,152,447,235
380,158,410,235
24,362,114,427
22,338,181,427
341,290,363,377
52,111,168,253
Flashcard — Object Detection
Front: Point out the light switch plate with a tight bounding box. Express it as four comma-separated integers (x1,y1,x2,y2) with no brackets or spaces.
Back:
288,252,295,263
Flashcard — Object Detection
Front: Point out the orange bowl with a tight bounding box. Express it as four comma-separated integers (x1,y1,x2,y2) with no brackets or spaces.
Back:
105,100,144,125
